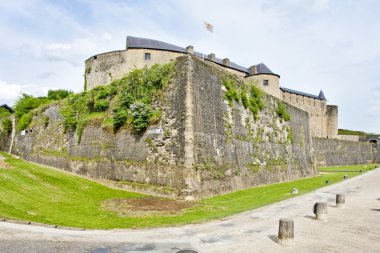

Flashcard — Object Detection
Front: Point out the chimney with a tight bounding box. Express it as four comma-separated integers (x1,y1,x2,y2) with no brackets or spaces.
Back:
186,45,194,55
208,53,216,61
223,58,230,66
249,65,257,75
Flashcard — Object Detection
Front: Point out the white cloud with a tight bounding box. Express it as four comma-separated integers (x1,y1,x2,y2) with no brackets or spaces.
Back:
0,0,379,132
369,85,380,117
312,0,330,11
0,80,50,106
47,43,72,51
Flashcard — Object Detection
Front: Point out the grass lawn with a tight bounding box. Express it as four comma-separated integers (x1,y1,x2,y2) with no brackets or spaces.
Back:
319,164,378,172
0,152,377,229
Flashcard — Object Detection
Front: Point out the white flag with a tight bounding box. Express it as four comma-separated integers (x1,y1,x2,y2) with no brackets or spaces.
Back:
204,21,214,32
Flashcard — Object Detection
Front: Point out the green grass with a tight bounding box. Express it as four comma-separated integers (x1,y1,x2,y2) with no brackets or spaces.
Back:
319,164,378,172
0,152,377,229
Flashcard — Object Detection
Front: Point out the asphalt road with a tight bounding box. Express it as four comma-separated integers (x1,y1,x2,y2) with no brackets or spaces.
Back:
0,169,379,253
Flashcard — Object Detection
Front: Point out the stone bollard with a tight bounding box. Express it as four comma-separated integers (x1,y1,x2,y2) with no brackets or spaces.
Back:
278,218,294,246
344,175,349,180
336,194,345,208
314,202,328,221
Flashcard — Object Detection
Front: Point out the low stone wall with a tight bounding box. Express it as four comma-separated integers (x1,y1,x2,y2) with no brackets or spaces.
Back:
336,134,360,142
313,137,374,166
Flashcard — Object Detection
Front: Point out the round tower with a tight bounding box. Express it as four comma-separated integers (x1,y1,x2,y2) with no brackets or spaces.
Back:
245,63,281,99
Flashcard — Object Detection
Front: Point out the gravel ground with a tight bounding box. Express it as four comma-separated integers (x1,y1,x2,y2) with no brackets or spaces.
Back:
0,169,379,253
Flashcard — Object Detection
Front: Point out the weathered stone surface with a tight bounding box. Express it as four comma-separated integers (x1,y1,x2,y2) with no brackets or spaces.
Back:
313,137,374,166
2,56,319,197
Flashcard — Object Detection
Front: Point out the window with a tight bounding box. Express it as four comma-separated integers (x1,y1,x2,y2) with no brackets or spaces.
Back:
93,56,97,60
263,80,269,86
145,53,151,61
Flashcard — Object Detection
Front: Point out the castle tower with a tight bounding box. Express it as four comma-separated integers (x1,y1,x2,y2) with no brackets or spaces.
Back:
326,105,338,139
245,63,281,99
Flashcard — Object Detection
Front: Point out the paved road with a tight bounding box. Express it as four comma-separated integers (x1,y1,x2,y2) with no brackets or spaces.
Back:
1,169,380,253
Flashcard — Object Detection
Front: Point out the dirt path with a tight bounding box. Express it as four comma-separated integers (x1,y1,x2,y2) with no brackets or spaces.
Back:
0,169,379,253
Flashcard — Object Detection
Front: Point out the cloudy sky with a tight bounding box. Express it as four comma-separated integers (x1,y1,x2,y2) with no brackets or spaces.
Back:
0,0,379,133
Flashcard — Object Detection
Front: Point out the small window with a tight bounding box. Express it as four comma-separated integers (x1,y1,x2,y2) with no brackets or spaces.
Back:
93,56,97,60
145,53,151,61
263,80,269,86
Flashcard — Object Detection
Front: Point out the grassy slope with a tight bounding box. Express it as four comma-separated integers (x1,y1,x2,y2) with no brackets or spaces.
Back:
0,152,377,229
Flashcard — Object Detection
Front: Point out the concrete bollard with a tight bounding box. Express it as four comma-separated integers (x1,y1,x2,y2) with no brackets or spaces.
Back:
344,175,349,180
336,194,345,208
278,218,294,245
314,202,328,221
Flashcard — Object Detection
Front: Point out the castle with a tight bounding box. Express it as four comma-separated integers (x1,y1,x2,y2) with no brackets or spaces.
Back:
1,37,375,197
85,36,338,138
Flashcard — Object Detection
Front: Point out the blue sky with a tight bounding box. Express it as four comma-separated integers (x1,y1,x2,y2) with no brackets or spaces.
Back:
0,0,379,133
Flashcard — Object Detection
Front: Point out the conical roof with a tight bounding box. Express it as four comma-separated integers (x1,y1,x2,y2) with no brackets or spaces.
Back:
318,90,326,100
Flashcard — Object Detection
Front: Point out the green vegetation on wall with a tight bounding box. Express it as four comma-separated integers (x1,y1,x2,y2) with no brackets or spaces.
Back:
222,76,264,119
0,108,11,119
17,113,32,132
1,118,12,134
59,62,175,143
277,101,291,121
14,94,49,119
13,90,73,132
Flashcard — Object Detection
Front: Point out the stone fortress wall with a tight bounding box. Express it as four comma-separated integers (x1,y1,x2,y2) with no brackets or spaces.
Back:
85,36,337,139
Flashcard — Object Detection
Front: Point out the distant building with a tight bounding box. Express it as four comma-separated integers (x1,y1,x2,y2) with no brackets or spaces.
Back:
84,36,338,138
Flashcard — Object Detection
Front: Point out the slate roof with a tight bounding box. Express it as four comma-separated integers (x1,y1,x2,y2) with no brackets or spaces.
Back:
126,36,279,76
255,63,274,75
318,90,326,100
126,36,186,54
280,87,327,100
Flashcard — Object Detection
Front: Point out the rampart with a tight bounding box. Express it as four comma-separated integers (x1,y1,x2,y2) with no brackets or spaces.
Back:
313,137,374,166
3,56,317,197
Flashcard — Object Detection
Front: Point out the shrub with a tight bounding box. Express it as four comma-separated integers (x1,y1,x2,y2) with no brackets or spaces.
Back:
113,109,128,129
241,87,249,109
277,102,291,121
249,85,264,119
0,108,11,119
14,94,40,118
130,102,152,132
86,94,95,112
61,105,77,132
2,118,12,133
47,89,73,100
117,91,135,108
94,99,109,112
222,77,240,106
17,113,32,131
76,120,85,144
